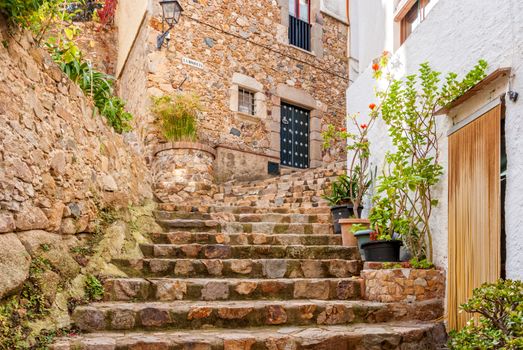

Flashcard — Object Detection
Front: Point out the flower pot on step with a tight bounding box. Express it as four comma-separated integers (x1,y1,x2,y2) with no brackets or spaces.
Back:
354,229,374,258
338,218,370,247
361,240,403,262
330,205,363,234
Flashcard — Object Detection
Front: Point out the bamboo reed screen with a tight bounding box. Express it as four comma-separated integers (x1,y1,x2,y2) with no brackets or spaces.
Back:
447,105,501,330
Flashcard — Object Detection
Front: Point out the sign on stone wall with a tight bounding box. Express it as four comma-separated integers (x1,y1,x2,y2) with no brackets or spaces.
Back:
182,57,205,70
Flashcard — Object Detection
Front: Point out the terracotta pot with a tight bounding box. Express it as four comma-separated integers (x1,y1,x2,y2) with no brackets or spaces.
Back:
338,218,370,247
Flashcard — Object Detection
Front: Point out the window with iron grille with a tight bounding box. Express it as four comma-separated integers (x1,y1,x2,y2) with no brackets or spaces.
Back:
288,0,311,51
238,88,255,116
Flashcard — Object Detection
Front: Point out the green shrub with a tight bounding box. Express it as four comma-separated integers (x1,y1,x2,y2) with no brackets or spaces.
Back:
84,274,104,301
151,93,203,142
448,279,523,350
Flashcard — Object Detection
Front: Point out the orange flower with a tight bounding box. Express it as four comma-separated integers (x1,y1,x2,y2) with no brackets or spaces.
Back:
382,50,390,57
360,123,368,129
372,63,380,71
340,127,347,132
369,103,376,110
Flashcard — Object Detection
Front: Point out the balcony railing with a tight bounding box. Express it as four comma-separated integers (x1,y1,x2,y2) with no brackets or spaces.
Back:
288,15,311,51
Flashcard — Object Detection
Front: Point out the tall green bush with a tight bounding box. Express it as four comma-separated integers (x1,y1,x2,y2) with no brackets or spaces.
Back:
370,59,488,261
151,93,203,142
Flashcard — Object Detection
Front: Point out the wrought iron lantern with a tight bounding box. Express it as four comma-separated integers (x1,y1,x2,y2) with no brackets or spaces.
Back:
157,0,183,49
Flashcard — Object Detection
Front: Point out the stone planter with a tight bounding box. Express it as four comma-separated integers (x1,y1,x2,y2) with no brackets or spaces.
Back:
152,142,217,203
361,262,445,303
338,218,369,247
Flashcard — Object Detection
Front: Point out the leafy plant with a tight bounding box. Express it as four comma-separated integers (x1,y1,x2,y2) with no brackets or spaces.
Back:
409,257,434,269
151,93,203,142
96,0,117,28
84,274,104,301
350,223,368,234
448,279,523,350
49,27,133,133
322,174,357,206
369,58,488,261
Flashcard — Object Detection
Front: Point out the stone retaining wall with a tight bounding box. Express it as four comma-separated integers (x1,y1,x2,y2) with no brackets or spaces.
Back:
0,18,152,299
152,142,217,203
361,265,445,303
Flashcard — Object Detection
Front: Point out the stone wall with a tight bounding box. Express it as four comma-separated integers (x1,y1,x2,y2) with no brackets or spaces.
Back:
118,0,349,179
152,142,217,203
361,264,445,303
0,18,152,300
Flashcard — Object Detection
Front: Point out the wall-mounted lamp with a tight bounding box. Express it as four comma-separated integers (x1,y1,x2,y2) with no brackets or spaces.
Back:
157,0,183,50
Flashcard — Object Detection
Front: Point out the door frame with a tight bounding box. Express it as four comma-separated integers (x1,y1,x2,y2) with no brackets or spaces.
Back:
268,84,324,168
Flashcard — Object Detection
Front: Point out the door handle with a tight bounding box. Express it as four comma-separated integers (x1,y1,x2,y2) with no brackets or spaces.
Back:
282,117,289,125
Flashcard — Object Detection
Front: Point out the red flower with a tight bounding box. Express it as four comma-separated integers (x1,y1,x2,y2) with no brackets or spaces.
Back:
369,103,376,110
360,123,368,130
372,63,380,71
340,127,346,132
370,231,378,241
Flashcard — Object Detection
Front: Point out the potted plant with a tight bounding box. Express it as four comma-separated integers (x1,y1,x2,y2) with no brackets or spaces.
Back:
361,195,404,262
150,93,217,203
322,174,363,235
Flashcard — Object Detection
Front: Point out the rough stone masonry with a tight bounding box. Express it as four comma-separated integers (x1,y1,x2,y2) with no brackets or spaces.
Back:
0,18,151,299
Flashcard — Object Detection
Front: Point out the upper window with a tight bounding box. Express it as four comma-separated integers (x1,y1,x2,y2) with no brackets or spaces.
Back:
288,0,311,51
238,88,255,116
400,0,434,44
289,0,310,23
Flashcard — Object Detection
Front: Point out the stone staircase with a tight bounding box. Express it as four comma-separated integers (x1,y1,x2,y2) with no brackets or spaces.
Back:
52,164,446,349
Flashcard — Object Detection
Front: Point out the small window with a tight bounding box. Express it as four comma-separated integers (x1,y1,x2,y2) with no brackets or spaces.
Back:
400,0,433,44
238,88,255,116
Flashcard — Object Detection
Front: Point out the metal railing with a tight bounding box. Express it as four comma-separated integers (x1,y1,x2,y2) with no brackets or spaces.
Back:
288,15,311,51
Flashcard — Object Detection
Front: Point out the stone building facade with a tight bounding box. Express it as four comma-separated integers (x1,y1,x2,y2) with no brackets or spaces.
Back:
117,0,350,182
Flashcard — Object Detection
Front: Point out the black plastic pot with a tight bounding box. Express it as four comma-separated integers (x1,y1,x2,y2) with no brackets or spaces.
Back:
330,205,363,234
361,240,403,262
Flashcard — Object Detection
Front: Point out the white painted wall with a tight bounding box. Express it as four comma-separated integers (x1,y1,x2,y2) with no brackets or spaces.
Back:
115,0,148,77
347,0,523,280
348,0,396,82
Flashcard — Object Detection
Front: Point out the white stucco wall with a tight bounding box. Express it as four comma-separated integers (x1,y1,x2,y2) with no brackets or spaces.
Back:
347,0,523,280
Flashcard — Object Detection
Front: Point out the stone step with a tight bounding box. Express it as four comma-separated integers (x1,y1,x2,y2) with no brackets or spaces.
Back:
156,219,221,232
221,222,333,235
103,277,362,302
157,220,335,235
151,232,342,245
154,211,332,224
219,195,330,207
139,244,358,260
71,299,444,332
52,321,447,350
156,204,331,215
113,258,362,279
